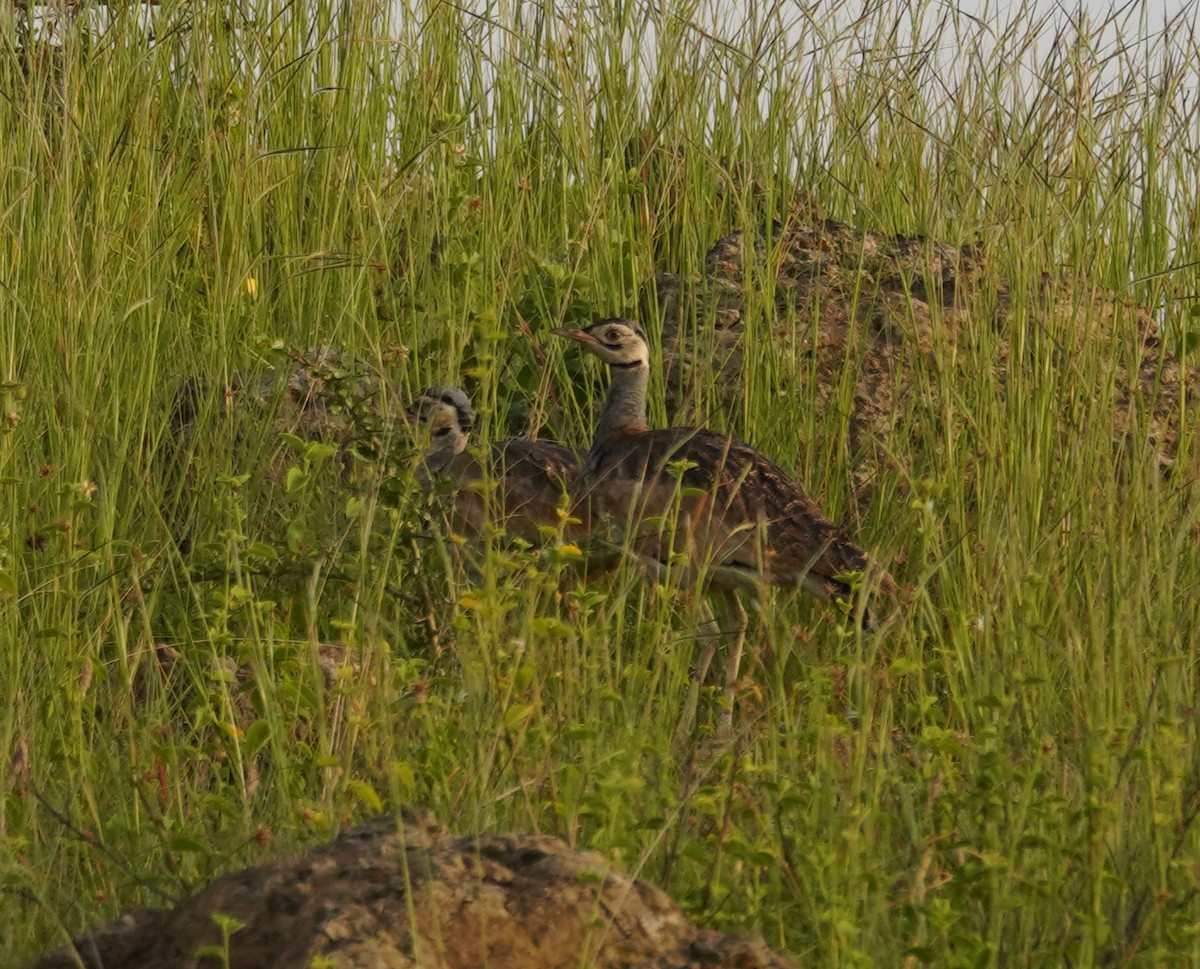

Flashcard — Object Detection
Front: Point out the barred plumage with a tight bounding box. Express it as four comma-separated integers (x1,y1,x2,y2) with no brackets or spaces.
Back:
553,319,894,728
552,321,892,604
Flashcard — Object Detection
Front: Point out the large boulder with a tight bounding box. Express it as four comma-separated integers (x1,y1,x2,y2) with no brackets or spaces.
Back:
32,813,797,969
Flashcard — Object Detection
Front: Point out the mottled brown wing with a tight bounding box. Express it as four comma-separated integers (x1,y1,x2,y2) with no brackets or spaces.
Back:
499,440,579,479
586,427,887,597
437,450,488,539
493,440,590,542
433,440,588,545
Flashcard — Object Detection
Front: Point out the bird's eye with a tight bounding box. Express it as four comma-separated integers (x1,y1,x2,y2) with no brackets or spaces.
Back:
606,329,621,342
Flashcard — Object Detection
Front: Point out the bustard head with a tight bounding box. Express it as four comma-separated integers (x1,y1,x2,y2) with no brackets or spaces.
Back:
408,385,475,456
551,318,649,370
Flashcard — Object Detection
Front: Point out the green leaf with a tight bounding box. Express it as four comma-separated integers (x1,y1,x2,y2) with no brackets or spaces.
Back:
347,780,383,813
0,571,17,598
201,793,242,820
243,719,271,758
304,441,339,463
546,541,584,562
666,458,699,478
539,259,566,283
504,703,535,732
391,761,416,797
246,542,280,565
513,663,535,691
286,519,315,554
218,473,251,490
194,945,227,959
889,657,922,677
210,912,246,936
529,616,572,638
285,466,307,493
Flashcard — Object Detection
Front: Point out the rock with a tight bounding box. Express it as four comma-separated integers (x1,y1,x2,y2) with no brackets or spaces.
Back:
161,345,410,550
30,812,798,969
170,345,406,455
655,217,1195,502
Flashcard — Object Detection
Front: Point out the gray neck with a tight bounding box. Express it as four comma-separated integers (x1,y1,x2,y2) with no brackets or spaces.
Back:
417,430,467,485
594,361,649,443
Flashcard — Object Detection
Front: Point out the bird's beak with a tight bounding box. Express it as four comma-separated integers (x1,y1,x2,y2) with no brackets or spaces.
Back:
550,326,600,347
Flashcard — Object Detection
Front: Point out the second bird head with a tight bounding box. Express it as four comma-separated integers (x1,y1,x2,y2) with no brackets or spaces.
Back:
406,386,475,451
551,318,649,370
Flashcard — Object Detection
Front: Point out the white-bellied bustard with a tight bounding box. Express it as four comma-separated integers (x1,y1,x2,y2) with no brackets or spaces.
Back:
408,386,591,548
551,319,895,727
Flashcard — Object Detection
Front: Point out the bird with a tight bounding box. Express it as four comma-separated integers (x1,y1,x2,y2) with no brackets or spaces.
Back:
407,386,592,550
551,318,895,726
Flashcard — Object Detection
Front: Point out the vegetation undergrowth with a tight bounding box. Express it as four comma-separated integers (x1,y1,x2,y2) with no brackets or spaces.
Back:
3,0,1200,965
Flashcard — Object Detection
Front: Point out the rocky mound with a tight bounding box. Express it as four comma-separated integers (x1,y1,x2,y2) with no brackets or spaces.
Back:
656,218,1195,498
161,344,411,549
31,812,797,969
168,344,406,456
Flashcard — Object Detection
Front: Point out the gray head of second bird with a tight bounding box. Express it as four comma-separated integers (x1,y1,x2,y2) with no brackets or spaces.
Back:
551,319,652,440
408,386,476,476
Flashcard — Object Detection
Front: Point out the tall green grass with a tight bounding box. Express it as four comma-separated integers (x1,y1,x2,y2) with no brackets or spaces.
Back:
3,0,1200,965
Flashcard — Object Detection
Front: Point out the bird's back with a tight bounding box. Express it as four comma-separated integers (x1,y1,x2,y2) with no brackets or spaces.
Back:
586,426,891,598
438,438,589,544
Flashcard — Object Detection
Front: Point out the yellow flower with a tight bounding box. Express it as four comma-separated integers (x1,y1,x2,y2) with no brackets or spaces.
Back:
245,276,258,298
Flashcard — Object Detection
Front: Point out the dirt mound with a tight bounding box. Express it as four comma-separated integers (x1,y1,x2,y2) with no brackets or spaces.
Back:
656,219,1195,497
31,812,797,969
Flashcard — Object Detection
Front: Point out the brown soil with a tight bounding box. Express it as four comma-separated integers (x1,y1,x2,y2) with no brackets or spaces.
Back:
30,812,797,969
